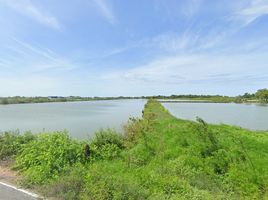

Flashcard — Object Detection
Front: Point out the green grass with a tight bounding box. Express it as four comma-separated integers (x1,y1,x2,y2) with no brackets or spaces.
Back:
1,99,268,199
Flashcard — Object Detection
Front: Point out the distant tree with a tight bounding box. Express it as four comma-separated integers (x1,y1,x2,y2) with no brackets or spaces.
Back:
243,92,251,98
255,88,268,99
1,98,8,104
261,91,268,101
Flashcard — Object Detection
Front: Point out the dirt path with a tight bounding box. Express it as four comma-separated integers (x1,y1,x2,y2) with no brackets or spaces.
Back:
0,158,22,185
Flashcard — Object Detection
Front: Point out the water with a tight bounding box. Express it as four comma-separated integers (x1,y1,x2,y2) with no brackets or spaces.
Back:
162,102,268,131
0,99,147,140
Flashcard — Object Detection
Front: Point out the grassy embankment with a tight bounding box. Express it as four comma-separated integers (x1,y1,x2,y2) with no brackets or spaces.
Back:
0,96,141,105
146,95,236,103
1,99,268,199
161,98,235,103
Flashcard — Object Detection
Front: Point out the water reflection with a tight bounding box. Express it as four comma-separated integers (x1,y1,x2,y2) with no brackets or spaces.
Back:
255,103,268,107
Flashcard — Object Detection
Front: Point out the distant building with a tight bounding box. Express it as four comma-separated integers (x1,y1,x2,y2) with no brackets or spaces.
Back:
48,96,66,99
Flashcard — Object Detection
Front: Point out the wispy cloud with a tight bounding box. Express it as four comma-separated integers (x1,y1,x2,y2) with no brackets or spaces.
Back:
228,0,268,26
0,0,61,30
101,45,134,58
93,0,116,24
5,38,78,72
181,0,203,18
117,48,268,86
152,30,200,53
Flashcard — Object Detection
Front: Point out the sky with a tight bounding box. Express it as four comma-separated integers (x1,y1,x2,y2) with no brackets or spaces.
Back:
0,0,268,97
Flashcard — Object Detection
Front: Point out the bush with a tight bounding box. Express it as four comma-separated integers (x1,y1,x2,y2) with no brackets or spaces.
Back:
89,127,124,150
0,130,36,159
88,127,125,160
13,129,87,186
122,117,153,146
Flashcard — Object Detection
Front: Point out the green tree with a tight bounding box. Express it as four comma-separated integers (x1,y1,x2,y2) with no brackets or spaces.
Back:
261,91,268,101
243,92,251,98
1,98,8,104
255,88,268,99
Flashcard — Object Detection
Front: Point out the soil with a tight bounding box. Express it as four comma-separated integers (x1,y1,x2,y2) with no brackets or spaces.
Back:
0,158,23,185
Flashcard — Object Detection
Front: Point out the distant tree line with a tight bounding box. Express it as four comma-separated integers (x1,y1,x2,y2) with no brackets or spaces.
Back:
1,89,267,105
0,96,141,104
238,88,268,102
142,94,231,99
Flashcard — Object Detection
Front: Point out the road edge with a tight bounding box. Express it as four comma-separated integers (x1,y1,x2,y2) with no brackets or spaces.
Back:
0,181,42,199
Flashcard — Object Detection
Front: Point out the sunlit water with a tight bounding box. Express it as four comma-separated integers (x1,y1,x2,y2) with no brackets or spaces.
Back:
0,99,147,140
162,102,268,131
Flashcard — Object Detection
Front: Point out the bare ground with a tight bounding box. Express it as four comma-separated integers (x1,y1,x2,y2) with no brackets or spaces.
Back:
0,158,23,185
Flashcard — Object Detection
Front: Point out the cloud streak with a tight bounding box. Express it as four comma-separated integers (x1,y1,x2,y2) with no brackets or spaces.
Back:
181,0,203,18
228,0,268,26
0,0,61,29
4,38,78,72
93,0,116,24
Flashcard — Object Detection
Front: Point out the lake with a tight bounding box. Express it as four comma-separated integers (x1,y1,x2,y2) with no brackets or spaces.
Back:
0,99,147,140
161,102,268,131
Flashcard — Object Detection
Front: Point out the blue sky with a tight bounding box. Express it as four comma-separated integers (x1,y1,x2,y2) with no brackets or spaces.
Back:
0,0,268,97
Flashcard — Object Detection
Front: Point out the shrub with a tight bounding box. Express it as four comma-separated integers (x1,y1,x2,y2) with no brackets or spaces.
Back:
122,117,153,146
0,130,36,159
89,127,124,150
13,129,87,186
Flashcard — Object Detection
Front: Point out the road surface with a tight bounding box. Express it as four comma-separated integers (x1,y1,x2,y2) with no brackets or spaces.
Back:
0,182,42,200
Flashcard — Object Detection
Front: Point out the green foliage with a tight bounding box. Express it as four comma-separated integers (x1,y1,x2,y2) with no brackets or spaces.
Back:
38,163,87,200
88,127,125,160
0,130,36,159
196,116,208,126
1,98,9,104
13,129,87,185
261,91,268,101
89,127,124,150
255,88,268,99
80,165,150,200
122,117,154,146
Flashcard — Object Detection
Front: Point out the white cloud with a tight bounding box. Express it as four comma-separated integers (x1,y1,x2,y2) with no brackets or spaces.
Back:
5,38,78,72
152,31,200,53
228,0,268,26
117,50,268,86
0,0,61,30
93,0,116,24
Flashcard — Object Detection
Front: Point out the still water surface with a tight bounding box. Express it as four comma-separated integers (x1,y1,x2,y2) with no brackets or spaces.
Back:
0,99,147,140
162,102,268,131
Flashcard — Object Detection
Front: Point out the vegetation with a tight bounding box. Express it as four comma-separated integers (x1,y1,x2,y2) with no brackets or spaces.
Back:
0,96,69,104
1,99,268,199
237,88,268,102
1,88,267,105
0,96,141,105
143,94,235,103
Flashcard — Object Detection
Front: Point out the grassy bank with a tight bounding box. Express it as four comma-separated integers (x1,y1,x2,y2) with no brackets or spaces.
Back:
1,99,268,199
0,96,141,105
